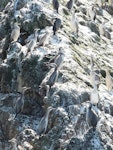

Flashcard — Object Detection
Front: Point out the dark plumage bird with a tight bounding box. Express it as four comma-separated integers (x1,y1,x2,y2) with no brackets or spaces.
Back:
37,107,53,136
27,29,38,52
66,0,73,10
46,64,59,87
87,104,98,131
14,87,29,118
14,94,24,118
52,0,59,13
53,18,62,35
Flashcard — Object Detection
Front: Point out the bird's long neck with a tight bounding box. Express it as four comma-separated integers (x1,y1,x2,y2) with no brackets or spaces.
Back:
21,91,25,101
90,56,94,71
54,67,57,72
34,34,37,40
91,5,94,11
45,109,52,119
93,83,98,90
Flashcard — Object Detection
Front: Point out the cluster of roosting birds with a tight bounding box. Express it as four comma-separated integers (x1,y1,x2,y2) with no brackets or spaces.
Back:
52,0,112,39
7,0,67,136
87,54,113,132
1,0,113,137
6,0,113,51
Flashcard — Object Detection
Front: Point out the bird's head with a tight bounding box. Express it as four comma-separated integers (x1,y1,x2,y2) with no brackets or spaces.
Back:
58,47,64,55
8,138,17,144
89,103,92,109
22,87,31,95
47,106,55,112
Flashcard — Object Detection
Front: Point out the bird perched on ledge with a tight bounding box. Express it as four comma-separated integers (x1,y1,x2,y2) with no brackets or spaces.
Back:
105,69,113,91
90,83,99,106
90,55,100,88
54,47,65,69
27,29,38,53
71,12,79,36
38,31,50,47
39,64,59,98
87,5,96,22
14,87,30,118
66,0,73,11
11,23,20,43
37,106,54,136
87,103,98,131
45,47,65,70
52,0,59,13
46,64,59,88
53,18,62,35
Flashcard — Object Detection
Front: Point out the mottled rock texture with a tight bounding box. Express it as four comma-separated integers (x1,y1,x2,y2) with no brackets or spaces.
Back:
0,0,113,149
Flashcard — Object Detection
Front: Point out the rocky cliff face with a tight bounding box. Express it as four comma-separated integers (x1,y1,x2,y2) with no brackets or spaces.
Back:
0,0,113,149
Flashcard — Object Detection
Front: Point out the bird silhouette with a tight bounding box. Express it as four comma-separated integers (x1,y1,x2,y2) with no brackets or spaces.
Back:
52,0,59,13
46,64,59,88
90,83,99,105
66,0,73,11
54,47,65,69
14,87,29,118
37,107,54,136
38,31,50,47
88,5,96,21
106,69,113,91
87,104,98,131
104,29,111,40
27,29,38,53
71,12,79,36
53,18,62,35
90,55,100,88
99,22,106,36
11,23,20,42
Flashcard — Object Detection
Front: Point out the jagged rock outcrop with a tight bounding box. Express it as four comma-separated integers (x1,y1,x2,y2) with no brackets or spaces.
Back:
0,0,113,149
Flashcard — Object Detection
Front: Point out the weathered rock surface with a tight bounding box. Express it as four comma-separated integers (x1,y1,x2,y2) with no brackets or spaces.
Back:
0,0,113,149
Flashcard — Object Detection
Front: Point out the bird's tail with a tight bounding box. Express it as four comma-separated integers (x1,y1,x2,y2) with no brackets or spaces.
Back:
53,31,56,35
